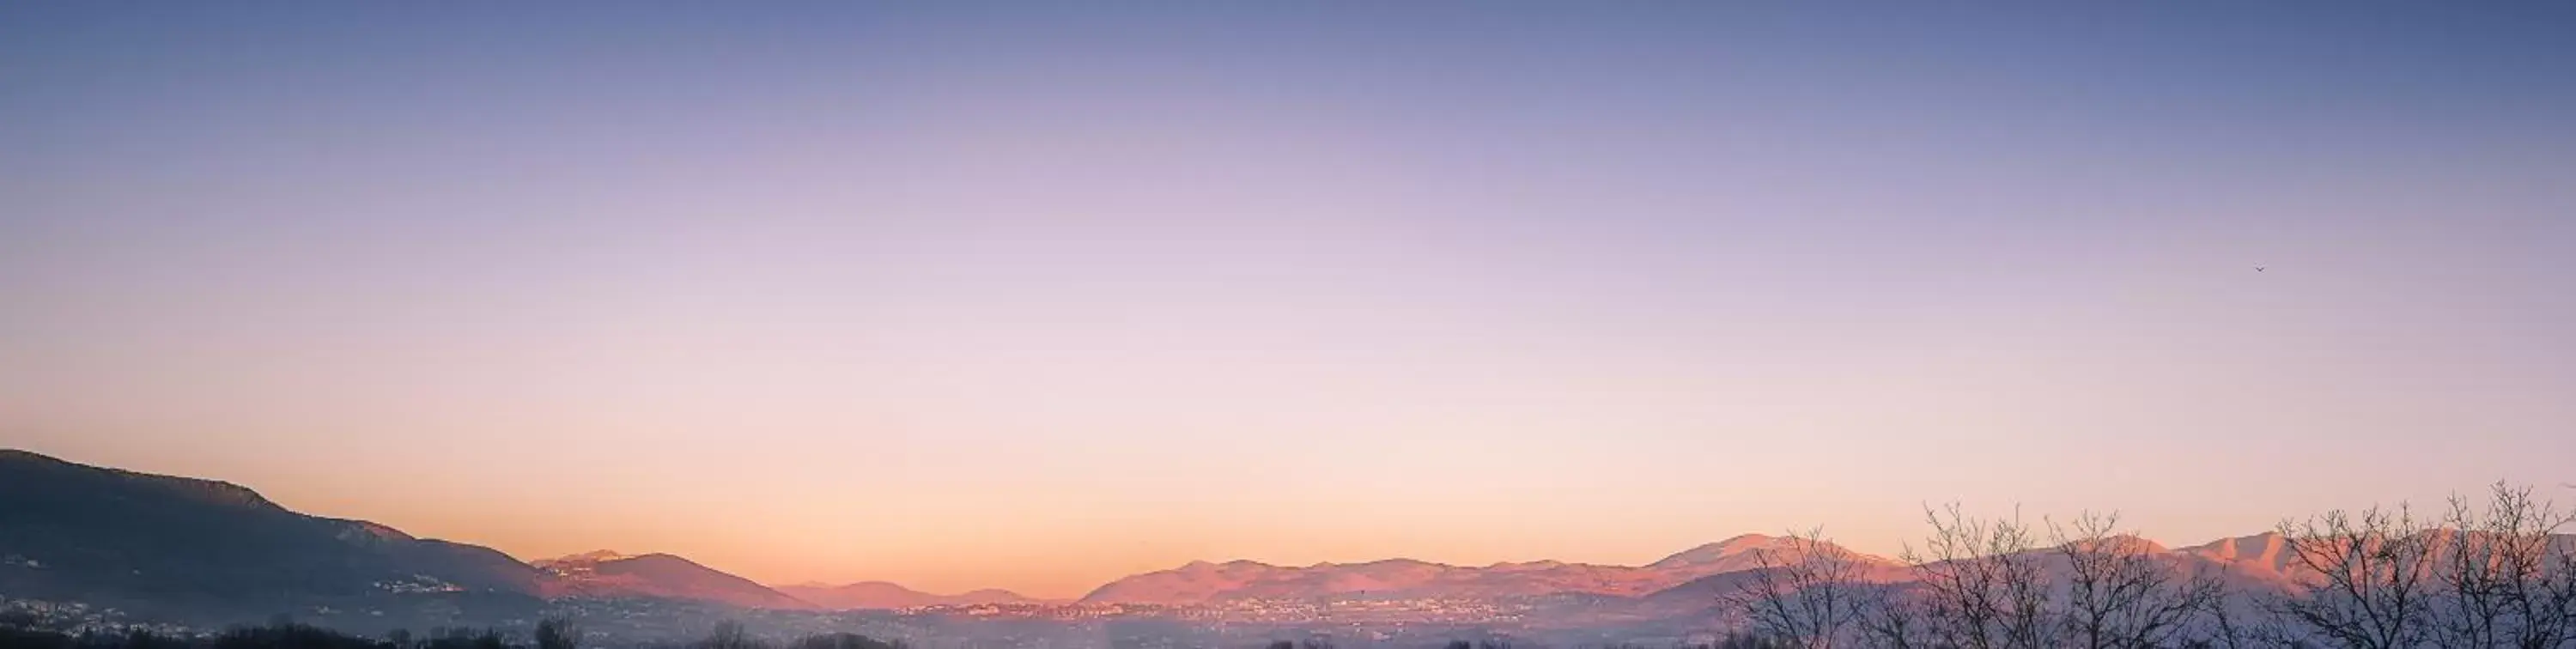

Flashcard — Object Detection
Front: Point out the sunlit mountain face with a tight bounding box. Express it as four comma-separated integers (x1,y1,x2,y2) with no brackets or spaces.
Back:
534,551,816,610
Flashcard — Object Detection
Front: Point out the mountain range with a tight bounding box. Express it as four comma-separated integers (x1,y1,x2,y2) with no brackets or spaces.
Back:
775,582,1052,610
4,448,2505,627
1076,534,1894,604
0,447,1910,616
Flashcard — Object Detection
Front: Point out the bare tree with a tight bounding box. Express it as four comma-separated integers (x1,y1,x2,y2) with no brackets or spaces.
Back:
793,633,904,649
1854,584,1930,649
2271,503,2440,649
2431,482,2576,649
2050,512,2229,649
1726,528,1874,648
697,621,769,649
1903,504,2053,649
2188,587,2274,649
534,617,580,649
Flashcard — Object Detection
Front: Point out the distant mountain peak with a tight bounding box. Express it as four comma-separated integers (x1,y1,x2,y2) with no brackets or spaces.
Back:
1649,534,1789,568
775,580,1045,610
2056,533,2170,555
2178,531,2297,573
533,549,811,610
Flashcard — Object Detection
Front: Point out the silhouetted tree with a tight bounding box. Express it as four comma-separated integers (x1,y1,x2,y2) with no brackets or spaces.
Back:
1853,584,1929,649
2429,482,2576,649
213,622,396,649
2269,503,2440,649
2188,587,2278,649
1710,632,1792,649
1726,527,1874,649
789,634,899,649
1903,504,2050,649
695,622,765,649
532,619,576,649
117,629,191,649
2049,512,2228,649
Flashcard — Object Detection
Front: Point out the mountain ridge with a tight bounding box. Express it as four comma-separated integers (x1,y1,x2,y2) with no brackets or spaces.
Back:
0,450,810,618
1077,537,1903,604
535,550,815,610
0,449,550,625
775,581,1053,610
20,447,2563,621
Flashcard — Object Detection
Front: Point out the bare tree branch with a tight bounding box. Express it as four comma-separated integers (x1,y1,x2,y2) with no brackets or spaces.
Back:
1726,528,1873,648
2270,504,2439,649
1901,503,2050,649
2050,512,2227,649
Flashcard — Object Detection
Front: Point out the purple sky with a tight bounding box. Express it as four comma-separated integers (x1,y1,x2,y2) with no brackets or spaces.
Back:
4,3,2573,597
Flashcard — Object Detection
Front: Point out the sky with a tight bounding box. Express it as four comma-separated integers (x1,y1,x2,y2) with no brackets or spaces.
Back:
3,3,2574,599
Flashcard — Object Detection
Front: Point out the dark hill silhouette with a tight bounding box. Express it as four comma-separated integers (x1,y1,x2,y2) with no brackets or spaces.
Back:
0,450,546,622
0,449,829,627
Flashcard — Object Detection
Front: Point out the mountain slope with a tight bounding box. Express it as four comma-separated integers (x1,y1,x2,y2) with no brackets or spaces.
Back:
1079,536,1900,604
0,449,548,622
776,581,1047,610
0,449,825,622
1642,533,2306,611
535,551,815,610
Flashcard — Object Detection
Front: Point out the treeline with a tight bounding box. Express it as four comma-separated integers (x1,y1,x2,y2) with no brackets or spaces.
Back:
0,622,494,649
1723,482,2576,648
685,622,900,649
0,620,902,649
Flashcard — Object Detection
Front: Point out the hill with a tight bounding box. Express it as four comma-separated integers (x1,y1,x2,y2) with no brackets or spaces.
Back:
775,581,1048,610
0,450,549,623
0,449,818,627
535,550,815,610
1078,534,1900,604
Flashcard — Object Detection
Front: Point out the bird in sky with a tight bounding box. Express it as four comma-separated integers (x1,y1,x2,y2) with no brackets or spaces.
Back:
2255,266,2268,272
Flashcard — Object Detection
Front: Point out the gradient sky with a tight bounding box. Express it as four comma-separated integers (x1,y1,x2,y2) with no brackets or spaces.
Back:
4,3,2575,599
